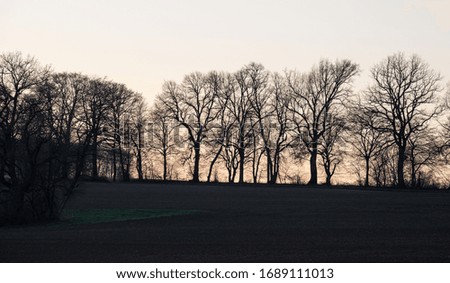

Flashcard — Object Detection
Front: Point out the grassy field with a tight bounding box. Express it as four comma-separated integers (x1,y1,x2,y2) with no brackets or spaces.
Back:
1,182,449,262
61,208,197,225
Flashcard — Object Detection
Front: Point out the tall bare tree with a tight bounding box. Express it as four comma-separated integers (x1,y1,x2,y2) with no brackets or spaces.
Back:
265,73,293,183
80,78,113,179
443,82,450,161
287,59,359,185
347,100,390,187
160,73,219,182
228,65,260,183
39,73,89,179
250,71,292,184
106,83,138,181
0,53,49,188
129,93,147,180
204,72,234,182
372,146,397,187
319,112,346,185
407,130,441,188
246,63,272,183
0,52,51,221
221,137,240,183
364,53,441,188
151,96,177,181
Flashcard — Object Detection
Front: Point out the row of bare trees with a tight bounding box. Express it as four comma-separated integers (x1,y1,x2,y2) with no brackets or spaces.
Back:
155,61,359,185
0,52,147,224
155,54,449,188
1,51,450,223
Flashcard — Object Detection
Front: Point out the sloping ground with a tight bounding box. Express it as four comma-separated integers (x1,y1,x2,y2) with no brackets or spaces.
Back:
1,182,450,262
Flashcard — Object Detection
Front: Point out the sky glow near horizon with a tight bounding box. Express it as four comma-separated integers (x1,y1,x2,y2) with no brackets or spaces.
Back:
1,0,449,103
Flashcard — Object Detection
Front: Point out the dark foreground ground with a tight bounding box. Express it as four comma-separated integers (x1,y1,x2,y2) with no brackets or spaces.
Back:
1,182,450,262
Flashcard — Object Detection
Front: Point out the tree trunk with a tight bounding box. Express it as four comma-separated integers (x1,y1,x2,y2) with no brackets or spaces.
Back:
270,148,282,185
207,145,223,182
411,158,416,188
112,149,117,182
226,166,232,183
308,144,318,185
124,150,131,182
119,147,126,181
192,142,200,182
252,150,264,183
136,148,143,180
324,157,332,186
137,127,144,181
409,145,416,188
231,164,238,183
364,157,370,187
163,149,168,181
266,149,273,183
91,134,98,178
325,174,331,186
238,143,245,184
269,171,277,184
397,145,406,189
60,135,71,179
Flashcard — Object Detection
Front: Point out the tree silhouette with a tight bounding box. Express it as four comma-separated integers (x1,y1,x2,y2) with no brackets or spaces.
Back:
152,96,177,181
160,73,219,182
364,53,441,188
226,67,255,183
319,111,346,186
347,100,390,187
287,59,359,185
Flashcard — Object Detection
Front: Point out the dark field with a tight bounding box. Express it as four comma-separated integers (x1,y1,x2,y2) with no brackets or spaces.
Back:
1,182,450,262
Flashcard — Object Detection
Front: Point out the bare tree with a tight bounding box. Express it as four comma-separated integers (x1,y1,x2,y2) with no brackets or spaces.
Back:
221,138,240,183
151,96,177,181
225,67,256,183
105,83,138,181
40,74,97,217
319,112,346,186
372,146,397,187
287,59,359,185
160,73,219,182
249,118,264,183
405,128,441,188
79,78,113,179
0,53,49,188
0,53,96,223
39,73,89,179
246,63,273,183
129,93,147,180
265,73,293,183
347,100,390,187
442,83,450,161
0,52,51,222
364,53,441,188
204,72,234,182
250,71,293,184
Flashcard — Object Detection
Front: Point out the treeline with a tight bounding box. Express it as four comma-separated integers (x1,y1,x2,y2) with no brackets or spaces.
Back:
154,54,450,189
0,52,146,223
1,52,450,223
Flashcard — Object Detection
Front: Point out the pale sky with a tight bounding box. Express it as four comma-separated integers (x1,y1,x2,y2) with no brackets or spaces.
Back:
1,0,449,102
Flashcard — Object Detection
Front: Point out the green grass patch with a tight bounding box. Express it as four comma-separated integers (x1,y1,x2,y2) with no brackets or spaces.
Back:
62,209,197,225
